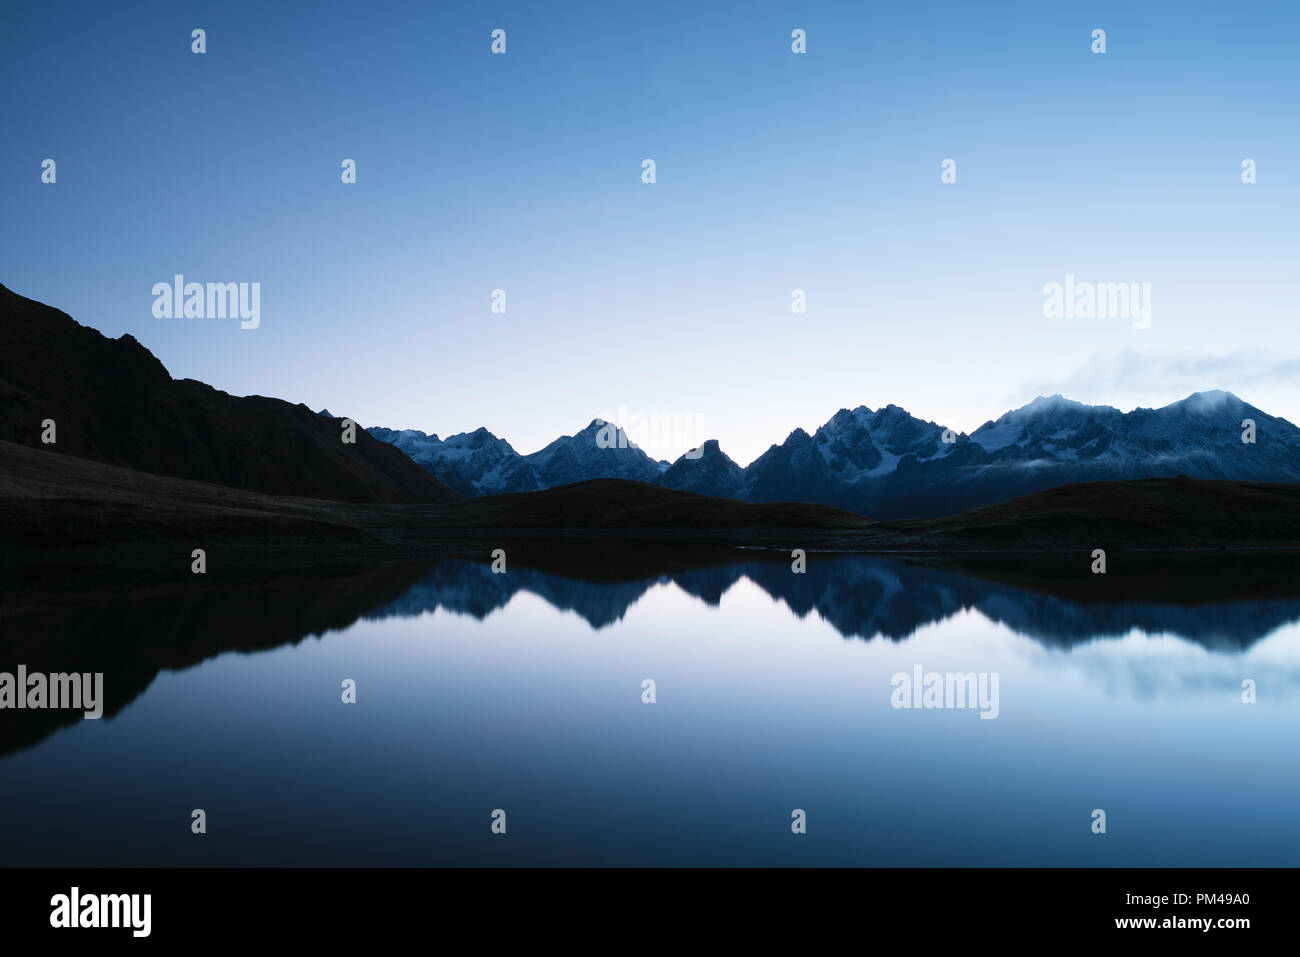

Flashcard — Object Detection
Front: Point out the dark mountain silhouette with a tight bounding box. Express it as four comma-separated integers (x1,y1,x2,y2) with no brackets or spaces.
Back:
0,284,457,505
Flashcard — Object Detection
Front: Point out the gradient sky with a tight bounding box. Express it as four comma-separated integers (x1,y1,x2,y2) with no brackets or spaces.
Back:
4,0,1299,464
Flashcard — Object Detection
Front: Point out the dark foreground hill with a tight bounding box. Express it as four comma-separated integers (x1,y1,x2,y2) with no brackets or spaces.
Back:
0,284,457,504
3,439,1299,567
421,478,874,531
886,474,1300,547
0,439,867,560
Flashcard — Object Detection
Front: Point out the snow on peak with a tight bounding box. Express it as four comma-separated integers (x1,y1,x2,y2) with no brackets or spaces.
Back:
1169,390,1244,412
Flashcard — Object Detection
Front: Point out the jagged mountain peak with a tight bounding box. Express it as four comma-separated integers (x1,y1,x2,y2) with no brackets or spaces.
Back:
669,438,735,466
520,419,665,487
661,438,745,496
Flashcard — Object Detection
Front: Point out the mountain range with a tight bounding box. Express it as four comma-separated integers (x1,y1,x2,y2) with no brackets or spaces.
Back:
366,418,664,499
5,281,1297,523
368,392,1300,519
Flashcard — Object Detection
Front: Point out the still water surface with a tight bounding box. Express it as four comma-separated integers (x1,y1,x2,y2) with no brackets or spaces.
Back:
1,554,1296,865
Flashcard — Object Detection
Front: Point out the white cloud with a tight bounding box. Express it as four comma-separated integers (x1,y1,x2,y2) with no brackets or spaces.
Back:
1011,350,1300,418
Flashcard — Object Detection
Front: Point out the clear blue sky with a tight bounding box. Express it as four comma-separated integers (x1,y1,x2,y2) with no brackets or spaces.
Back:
4,0,1298,464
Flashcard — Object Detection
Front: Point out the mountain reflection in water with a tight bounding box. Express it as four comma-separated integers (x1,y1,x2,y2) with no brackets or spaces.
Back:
2,547,1297,866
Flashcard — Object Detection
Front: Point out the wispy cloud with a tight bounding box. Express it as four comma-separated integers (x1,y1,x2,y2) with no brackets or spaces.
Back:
1012,351,1300,413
